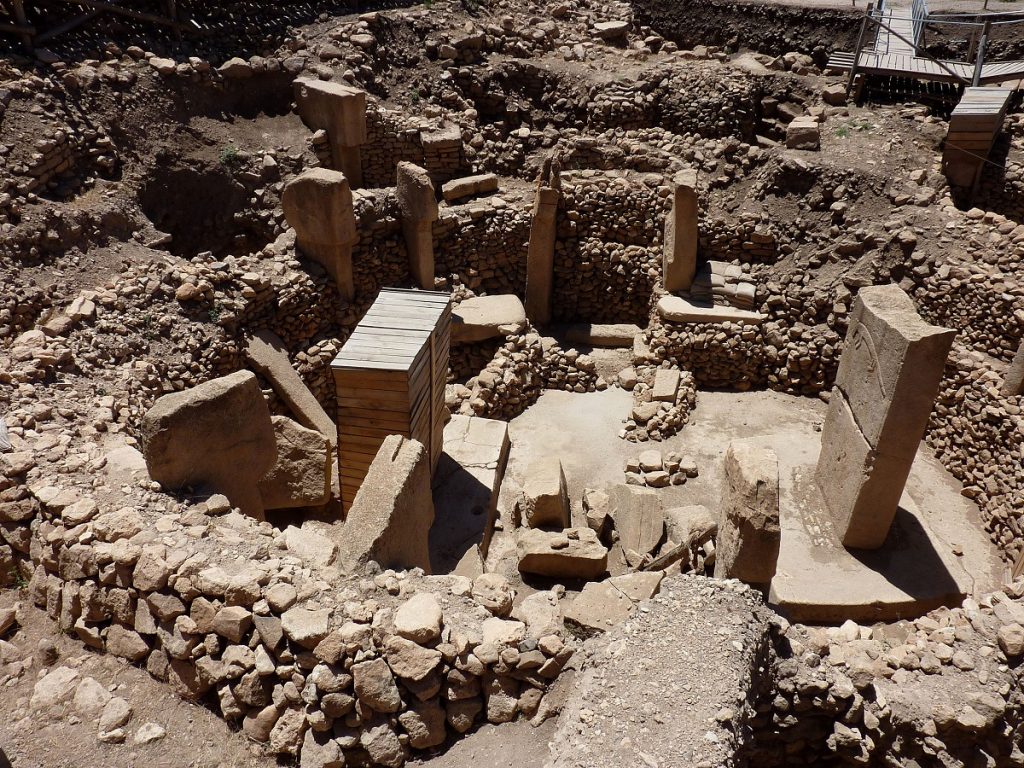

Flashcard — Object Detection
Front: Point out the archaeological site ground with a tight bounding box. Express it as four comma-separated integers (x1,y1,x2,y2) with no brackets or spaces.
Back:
2,0,1024,765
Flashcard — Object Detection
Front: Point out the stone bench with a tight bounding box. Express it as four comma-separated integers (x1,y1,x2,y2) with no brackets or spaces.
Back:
656,296,765,326
452,294,527,343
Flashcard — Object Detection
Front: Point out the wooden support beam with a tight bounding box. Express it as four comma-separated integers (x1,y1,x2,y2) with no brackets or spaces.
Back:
49,0,194,31
33,7,102,43
848,2,875,95
972,21,991,87
6,0,33,51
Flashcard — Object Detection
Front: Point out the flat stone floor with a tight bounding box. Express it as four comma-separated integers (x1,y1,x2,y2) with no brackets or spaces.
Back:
491,387,1004,620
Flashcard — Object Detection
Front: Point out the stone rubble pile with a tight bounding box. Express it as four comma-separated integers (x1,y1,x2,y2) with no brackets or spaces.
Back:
619,364,698,442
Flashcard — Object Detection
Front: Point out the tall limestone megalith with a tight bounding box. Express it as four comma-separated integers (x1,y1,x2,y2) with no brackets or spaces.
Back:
816,284,955,549
662,169,698,293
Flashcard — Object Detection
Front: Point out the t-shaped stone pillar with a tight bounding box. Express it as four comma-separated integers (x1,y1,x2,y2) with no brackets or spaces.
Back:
396,162,439,290
294,79,367,188
282,168,358,300
663,169,698,293
815,284,955,549
525,159,561,326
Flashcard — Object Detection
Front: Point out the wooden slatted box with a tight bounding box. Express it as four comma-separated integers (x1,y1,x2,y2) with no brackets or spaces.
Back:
331,288,451,511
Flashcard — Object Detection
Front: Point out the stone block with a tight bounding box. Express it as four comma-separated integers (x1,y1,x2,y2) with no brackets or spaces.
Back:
336,436,434,573
657,295,765,325
396,161,438,290
519,458,569,529
716,440,780,584
281,169,357,299
141,371,276,520
606,485,664,567
562,323,640,348
441,173,499,202
517,527,608,579
652,368,680,402
258,416,332,511
293,79,367,185
452,294,527,343
525,186,560,326
786,117,820,150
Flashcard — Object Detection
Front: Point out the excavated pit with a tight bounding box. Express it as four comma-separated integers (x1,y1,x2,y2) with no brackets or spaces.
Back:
2,0,1024,767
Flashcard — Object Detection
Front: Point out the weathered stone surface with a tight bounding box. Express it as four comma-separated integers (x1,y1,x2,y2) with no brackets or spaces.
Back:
353,658,402,713
394,592,443,644
336,435,434,573
258,416,331,510
141,370,276,520
512,590,563,638
31,666,79,709
519,458,569,529
281,168,357,299
563,323,641,348
293,78,367,185
281,608,330,649
397,161,438,290
716,440,780,584
243,329,337,446
441,173,499,202
398,699,447,748
816,284,955,549
452,295,527,343
525,184,560,325
1002,340,1024,396
607,485,664,566
105,625,149,662
301,728,343,768
657,295,765,325
663,169,698,292
786,117,820,150
517,527,608,579
385,635,442,681
564,580,633,635
652,368,681,402
472,573,515,617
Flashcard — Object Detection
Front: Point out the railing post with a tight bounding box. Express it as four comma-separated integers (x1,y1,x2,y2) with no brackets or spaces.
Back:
847,1,875,95
973,20,991,86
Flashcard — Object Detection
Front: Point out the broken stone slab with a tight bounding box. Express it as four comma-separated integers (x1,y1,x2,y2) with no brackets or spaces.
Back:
441,173,499,202
517,527,608,579
281,168,357,299
258,416,331,511
816,284,955,549
336,435,434,573
141,370,276,520
243,329,337,446
657,296,765,325
652,368,681,402
716,441,780,585
293,79,367,186
786,117,820,150
606,485,665,567
452,295,527,343
519,458,570,529
562,323,641,348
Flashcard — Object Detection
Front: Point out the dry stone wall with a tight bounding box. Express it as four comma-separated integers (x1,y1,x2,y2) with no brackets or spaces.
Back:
553,171,668,324
433,197,531,298
2,475,574,766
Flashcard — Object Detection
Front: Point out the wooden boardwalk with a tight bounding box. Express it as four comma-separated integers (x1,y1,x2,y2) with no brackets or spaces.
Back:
330,289,451,511
828,0,1024,86
943,87,1013,188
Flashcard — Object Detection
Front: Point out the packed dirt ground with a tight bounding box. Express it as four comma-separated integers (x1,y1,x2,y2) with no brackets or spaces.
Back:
2,0,1024,766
